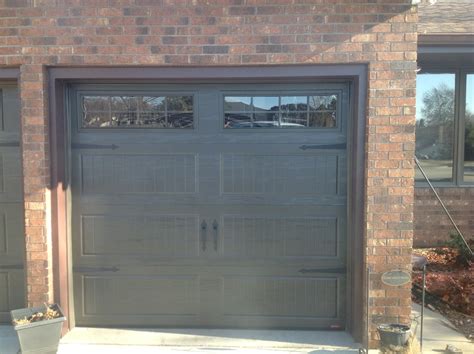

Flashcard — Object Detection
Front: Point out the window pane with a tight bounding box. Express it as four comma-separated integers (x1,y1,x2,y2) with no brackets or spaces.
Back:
464,74,474,183
281,96,307,111
111,111,138,126
81,94,193,129
224,113,252,128
309,112,336,128
224,94,338,129
168,112,193,128
139,96,165,111
415,73,455,182
83,111,110,127
281,112,307,127
110,96,137,111
83,96,109,111
309,95,337,111
224,97,252,112
167,96,193,111
254,112,279,127
140,111,166,126
253,96,279,111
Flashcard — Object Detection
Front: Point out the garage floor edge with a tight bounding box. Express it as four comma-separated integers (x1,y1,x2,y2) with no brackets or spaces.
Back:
0,327,360,353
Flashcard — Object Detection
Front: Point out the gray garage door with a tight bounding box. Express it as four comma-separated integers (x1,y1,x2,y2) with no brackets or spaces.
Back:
71,83,348,329
0,84,25,322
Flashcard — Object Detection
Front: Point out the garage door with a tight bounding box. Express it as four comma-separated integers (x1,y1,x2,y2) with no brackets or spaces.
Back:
71,83,349,329
0,84,25,322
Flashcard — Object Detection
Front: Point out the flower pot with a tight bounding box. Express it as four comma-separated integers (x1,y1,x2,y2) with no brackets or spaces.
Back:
377,323,411,348
10,304,66,354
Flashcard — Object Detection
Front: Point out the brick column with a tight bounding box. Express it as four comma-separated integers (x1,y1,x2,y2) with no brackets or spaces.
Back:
365,10,418,344
20,64,53,306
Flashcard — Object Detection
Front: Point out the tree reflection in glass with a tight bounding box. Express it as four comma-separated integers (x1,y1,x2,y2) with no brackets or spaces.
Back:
464,74,474,183
82,95,193,128
416,74,455,182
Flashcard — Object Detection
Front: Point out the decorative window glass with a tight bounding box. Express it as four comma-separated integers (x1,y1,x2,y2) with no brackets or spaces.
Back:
81,95,193,128
224,94,337,129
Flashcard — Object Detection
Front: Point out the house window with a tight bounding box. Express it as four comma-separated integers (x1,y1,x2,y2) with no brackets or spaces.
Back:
416,70,474,185
464,74,474,183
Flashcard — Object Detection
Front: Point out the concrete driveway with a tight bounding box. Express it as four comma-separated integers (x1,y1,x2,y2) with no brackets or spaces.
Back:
1,304,472,353
1,327,359,353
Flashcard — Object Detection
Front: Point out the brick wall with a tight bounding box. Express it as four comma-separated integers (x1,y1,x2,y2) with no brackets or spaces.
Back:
0,0,417,347
414,187,474,247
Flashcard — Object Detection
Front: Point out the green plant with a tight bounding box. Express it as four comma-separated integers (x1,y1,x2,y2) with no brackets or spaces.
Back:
446,231,473,266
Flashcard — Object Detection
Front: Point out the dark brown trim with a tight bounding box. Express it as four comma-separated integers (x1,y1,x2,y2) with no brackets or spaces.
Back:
49,78,70,333
418,34,474,47
48,65,367,342
350,71,367,343
0,68,20,80
49,64,368,82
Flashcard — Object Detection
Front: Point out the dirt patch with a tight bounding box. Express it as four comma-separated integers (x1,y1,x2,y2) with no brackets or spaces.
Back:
412,247,474,340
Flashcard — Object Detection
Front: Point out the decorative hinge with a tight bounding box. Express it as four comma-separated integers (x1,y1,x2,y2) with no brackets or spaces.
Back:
0,264,23,270
299,267,346,274
71,143,119,150
299,143,346,150
0,141,20,147
73,266,119,273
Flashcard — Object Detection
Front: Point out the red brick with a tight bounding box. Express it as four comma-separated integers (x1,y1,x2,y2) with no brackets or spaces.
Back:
1,1,418,346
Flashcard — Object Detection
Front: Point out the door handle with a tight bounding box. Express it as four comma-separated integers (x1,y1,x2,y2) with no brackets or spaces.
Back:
201,220,207,252
212,219,218,251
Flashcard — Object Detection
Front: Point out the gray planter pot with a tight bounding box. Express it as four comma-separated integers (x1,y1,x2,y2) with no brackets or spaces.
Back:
10,304,66,354
377,323,411,348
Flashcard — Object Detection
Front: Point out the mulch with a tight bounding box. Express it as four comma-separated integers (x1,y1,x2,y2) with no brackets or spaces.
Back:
412,247,474,341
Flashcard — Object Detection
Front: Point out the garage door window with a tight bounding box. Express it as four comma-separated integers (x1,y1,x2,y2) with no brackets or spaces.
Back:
224,94,337,129
82,95,193,128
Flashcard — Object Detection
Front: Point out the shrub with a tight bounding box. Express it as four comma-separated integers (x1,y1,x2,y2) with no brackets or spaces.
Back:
446,231,473,267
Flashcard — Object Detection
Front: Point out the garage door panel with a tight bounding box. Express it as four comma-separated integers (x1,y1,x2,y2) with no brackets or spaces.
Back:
0,150,23,203
0,204,25,259
220,154,342,196
0,270,25,322
222,276,341,319
80,214,199,257
75,274,200,325
79,153,197,195
221,215,340,258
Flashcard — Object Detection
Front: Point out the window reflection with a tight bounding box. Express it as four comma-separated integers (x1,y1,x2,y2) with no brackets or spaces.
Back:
464,74,474,183
253,96,279,111
224,94,337,129
416,74,455,182
82,95,193,128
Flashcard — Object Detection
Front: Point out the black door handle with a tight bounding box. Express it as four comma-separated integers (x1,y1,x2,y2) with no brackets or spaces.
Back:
212,219,218,251
201,220,207,252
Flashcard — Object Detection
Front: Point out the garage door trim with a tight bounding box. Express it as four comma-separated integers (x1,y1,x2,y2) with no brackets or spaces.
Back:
48,65,367,341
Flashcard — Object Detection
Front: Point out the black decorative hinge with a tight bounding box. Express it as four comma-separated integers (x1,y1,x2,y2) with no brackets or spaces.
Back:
71,143,119,150
299,267,346,274
299,143,346,150
73,266,120,273
0,141,20,147
0,264,23,270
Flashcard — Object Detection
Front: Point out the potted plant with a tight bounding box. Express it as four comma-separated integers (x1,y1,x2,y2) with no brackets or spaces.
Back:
377,323,411,348
10,303,66,354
